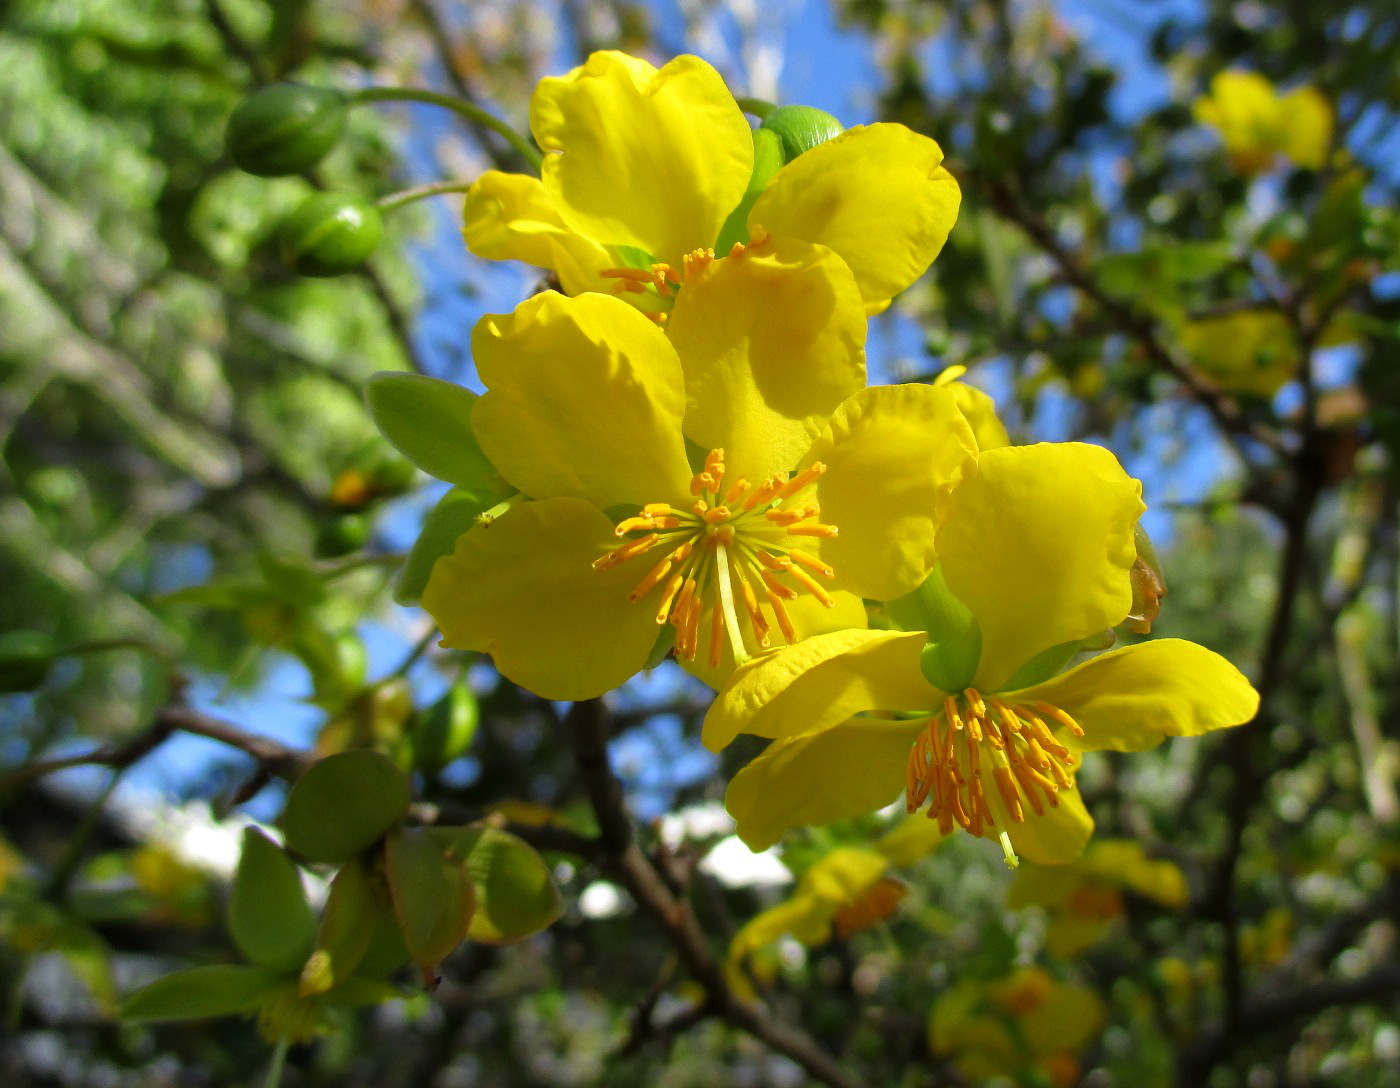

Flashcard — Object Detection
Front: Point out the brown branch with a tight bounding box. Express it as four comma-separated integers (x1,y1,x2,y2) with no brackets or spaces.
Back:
983,176,1286,456
1178,965,1400,1081
564,699,874,1088
2,704,312,793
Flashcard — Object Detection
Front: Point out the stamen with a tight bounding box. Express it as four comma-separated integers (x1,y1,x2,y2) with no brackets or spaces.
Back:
760,570,799,600
765,504,819,527
787,523,839,538
785,566,833,607
743,475,785,511
776,462,826,500
766,591,796,641
906,692,1083,863
788,549,834,579
600,445,842,662
1035,701,1086,737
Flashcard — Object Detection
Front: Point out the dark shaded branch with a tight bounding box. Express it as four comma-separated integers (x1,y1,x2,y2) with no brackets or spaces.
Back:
984,176,1285,456
564,699,874,1088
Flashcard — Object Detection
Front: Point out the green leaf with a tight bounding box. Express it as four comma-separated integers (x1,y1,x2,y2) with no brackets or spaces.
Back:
364,373,503,488
384,827,475,969
121,964,279,1023
282,750,412,863
229,829,316,973
300,859,384,995
430,825,563,944
396,484,512,605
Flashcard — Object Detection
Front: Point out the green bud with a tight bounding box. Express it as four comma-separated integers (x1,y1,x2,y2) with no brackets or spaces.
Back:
281,750,412,863
0,631,59,693
281,192,384,277
760,104,844,161
315,513,371,558
226,83,349,177
411,684,479,774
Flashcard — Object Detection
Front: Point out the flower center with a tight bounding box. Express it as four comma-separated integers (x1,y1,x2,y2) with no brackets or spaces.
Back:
598,230,772,324
592,447,838,669
905,688,1086,869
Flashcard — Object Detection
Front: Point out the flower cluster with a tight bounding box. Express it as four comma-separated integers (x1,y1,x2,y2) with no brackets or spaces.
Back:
409,50,1259,872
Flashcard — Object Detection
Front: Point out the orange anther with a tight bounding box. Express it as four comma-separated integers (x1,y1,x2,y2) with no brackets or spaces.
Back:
787,523,839,538
777,462,826,500
786,565,833,607
703,506,732,525
760,570,799,600
788,549,834,579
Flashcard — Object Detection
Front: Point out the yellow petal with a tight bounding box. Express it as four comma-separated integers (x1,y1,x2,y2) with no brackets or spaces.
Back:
939,443,1144,692
1013,638,1259,752
799,383,976,601
998,785,1095,866
875,815,949,866
1278,86,1333,170
462,171,616,296
946,381,1010,450
531,51,753,265
472,292,694,509
423,498,662,700
702,628,932,752
750,123,961,312
679,588,868,693
666,236,867,481
725,716,926,851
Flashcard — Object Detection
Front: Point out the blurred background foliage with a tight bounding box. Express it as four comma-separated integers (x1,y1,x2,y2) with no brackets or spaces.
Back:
2,0,1399,1087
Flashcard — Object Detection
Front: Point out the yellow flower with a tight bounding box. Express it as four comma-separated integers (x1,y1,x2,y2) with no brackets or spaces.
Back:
465,51,961,315
703,442,1260,865
1180,308,1359,398
1192,70,1332,174
422,239,977,700
928,966,1105,1088
1008,839,1187,957
726,833,943,1000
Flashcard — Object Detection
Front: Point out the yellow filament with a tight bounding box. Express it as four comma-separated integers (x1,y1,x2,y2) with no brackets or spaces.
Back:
600,446,844,663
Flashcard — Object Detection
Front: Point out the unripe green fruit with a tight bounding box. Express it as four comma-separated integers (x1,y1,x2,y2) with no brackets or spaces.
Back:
316,513,371,558
281,192,384,277
226,83,349,177
0,631,59,693
760,104,844,161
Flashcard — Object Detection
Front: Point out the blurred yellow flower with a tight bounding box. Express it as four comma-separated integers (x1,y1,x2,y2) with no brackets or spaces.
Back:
726,822,947,1000
929,966,1105,1088
1193,70,1332,174
424,240,976,700
1008,839,1187,957
465,51,961,315
704,443,1260,866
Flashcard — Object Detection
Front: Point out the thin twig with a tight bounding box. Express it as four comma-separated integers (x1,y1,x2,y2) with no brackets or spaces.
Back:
564,699,873,1088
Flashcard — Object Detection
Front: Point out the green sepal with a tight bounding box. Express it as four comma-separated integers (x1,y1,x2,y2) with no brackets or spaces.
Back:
281,191,384,277
228,829,316,973
300,858,385,995
997,639,1084,693
226,83,348,177
121,964,281,1023
888,564,981,693
384,827,476,971
363,373,506,491
396,484,514,605
429,824,564,944
282,750,412,864
714,127,786,253
760,104,844,160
